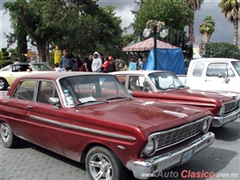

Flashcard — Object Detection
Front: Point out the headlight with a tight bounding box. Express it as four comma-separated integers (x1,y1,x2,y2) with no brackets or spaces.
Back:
143,137,158,157
202,119,209,133
217,106,225,116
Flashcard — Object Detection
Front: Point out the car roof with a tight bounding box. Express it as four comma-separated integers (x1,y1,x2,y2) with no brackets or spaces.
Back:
191,58,239,62
110,70,170,75
15,72,114,81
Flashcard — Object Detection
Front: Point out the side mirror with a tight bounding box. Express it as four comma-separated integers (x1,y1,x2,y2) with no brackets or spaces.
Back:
127,89,133,94
224,77,230,83
49,97,61,108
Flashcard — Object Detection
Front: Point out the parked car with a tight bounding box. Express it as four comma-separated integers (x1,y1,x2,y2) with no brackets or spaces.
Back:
110,70,240,128
0,62,53,90
177,58,240,93
0,72,215,180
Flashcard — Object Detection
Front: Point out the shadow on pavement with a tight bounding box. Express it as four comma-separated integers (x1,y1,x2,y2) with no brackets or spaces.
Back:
209,121,240,141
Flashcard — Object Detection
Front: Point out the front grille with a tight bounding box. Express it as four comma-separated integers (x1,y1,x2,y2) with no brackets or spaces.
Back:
224,100,239,114
150,118,207,151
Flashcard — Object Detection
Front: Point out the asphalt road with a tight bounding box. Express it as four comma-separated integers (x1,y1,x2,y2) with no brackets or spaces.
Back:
0,90,240,180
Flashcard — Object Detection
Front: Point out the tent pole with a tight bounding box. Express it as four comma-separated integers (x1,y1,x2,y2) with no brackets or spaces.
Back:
154,26,157,70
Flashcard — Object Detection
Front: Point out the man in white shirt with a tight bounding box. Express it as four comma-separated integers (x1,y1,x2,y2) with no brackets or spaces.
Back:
91,52,102,72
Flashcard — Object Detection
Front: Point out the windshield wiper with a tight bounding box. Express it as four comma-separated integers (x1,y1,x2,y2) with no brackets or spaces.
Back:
75,100,107,107
106,96,133,101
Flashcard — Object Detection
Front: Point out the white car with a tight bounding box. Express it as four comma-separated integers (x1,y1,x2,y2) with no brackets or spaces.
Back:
0,62,53,90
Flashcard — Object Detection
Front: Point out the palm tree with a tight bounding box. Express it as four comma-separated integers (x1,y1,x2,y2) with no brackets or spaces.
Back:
185,0,204,44
219,0,240,45
199,15,215,43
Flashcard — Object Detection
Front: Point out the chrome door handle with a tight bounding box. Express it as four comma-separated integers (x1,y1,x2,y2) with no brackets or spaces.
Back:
2,100,8,104
26,105,34,109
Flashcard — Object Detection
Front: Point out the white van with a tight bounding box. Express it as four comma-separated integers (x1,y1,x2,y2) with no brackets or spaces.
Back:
185,58,240,93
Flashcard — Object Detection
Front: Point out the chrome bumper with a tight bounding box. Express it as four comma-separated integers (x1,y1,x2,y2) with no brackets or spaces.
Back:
212,108,240,127
132,132,215,180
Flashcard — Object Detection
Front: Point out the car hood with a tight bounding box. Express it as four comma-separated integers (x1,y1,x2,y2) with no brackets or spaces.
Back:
160,88,239,103
76,100,212,134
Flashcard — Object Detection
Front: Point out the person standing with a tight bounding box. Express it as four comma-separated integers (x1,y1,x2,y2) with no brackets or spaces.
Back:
91,52,102,72
60,49,69,69
102,57,110,73
85,53,93,72
65,53,79,71
107,56,116,72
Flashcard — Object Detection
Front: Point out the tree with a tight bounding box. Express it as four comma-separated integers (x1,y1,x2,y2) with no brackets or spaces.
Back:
131,0,193,47
4,0,99,63
185,0,204,44
219,0,240,45
199,15,215,43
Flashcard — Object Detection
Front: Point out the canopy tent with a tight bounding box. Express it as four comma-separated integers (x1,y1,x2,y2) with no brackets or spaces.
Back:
143,48,185,74
122,37,177,52
122,37,185,75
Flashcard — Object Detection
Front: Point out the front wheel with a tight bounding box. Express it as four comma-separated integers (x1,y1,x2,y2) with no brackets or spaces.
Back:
85,146,128,180
0,122,20,148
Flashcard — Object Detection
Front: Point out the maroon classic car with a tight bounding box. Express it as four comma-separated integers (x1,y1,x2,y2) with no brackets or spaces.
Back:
111,70,240,128
0,72,214,180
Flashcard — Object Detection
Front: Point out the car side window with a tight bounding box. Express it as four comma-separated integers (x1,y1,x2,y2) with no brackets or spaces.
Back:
115,75,126,86
192,62,205,77
12,80,36,101
206,63,235,77
37,81,59,104
129,76,144,91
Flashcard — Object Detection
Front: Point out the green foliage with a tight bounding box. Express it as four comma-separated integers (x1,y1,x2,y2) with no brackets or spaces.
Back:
199,15,215,35
205,42,240,59
4,0,123,62
0,60,12,68
132,0,193,39
0,48,11,61
121,34,136,48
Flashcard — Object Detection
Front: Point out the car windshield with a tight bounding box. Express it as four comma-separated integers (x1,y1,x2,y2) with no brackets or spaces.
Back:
231,61,240,76
59,75,132,106
31,63,52,71
148,72,186,90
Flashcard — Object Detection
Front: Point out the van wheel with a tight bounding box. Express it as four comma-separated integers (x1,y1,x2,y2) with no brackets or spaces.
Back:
0,78,8,90
86,146,128,180
0,122,20,148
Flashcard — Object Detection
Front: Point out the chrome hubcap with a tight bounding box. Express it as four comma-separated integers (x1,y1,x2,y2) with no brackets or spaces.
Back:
0,80,4,89
89,153,113,180
1,123,10,143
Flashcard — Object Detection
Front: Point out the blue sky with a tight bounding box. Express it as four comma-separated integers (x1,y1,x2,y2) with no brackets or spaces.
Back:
0,0,237,49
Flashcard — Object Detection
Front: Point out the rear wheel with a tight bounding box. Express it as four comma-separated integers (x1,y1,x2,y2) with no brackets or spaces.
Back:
0,78,8,90
0,122,20,148
86,146,128,180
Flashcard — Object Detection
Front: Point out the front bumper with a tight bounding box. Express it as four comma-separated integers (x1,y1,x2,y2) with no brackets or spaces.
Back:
132,132,215,180
212,108,240,127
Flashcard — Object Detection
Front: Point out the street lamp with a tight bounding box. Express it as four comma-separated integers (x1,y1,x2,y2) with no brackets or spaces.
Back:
143,20,168,70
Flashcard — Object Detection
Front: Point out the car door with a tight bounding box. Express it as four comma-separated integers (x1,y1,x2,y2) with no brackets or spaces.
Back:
2,79,36,140
185,62,206,90
26,80,64,155
204,63,237,92
7,64,31,85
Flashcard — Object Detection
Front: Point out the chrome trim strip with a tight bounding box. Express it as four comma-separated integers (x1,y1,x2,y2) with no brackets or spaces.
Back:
171,102,216,107
29,115,136,141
